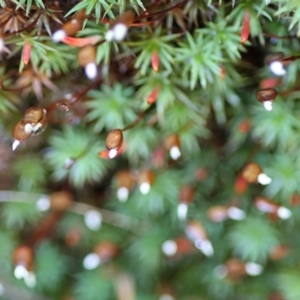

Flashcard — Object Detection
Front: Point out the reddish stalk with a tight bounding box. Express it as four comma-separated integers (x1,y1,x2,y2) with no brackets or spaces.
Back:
27,212,64,246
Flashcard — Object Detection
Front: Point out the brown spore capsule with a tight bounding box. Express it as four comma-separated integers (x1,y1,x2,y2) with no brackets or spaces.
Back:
23,107,44,124
12,245,34,270
241,162,262,183
179,185,195,204
50,191,73,211
78,45,96,67
256,88,278,103
106,129,123,151
13,120,32,142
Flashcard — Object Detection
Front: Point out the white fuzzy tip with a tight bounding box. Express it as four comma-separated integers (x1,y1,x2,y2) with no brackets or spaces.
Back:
105,23,128,42
0,38,4,53
12,140,20,151
24,123,34,134
257,173,272,185
195,239,214,256
33,122,42,133
270,61,286,76
177,203,188,220
227,206,246,220
64,158,75,169
24,271,36,288
14,265,29,279
277,206,292,219
84,210,102,231
139,182,151,195
83,253,101,270
52,29,66,43
263,100,273,111
0,283,4,296
214,265,228,279
117,187,129,202
108,149,118,159
245,262,263,276
36,197,50,212
85,63,97,79
170,146,181,160
105,30,114,41
162,240,177,256
159,295,175,300
113,23,128,41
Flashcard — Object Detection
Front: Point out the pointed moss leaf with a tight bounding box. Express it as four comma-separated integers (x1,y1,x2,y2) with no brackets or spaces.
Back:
130,170,181,215
2,202,41,230
123,126,158,160
65,0,116,20
13,156,48,192
128,228,167,280
86,84,137,132
263,152,300,200
74,270,113,300
133,27,179,75
228,217,278,262
277,270,300,300
176,32,223,89
34,242,67,293
251,99,300,150
274,1,300,36
0,227,17,275
45,126,110,188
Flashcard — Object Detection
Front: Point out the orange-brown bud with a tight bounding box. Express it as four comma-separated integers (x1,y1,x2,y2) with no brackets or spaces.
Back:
138,170,155,185
12,246,34,270
115,170,135,190
185,220,208,241
113,11,135,28
62,10,86,36
269,244,289,260
179,185,195,204
138,170,155,194
241,10,250,44
151,52,159,72
13,120,32,142
256,88,278,103
225,258,246,281
241,162,262,183
147,87,159,105
50,191,73,211
93,241,119,261
164,134,180,151
23,107,45,124
106,129,123,151
78,45,96,67
207,206,228,222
